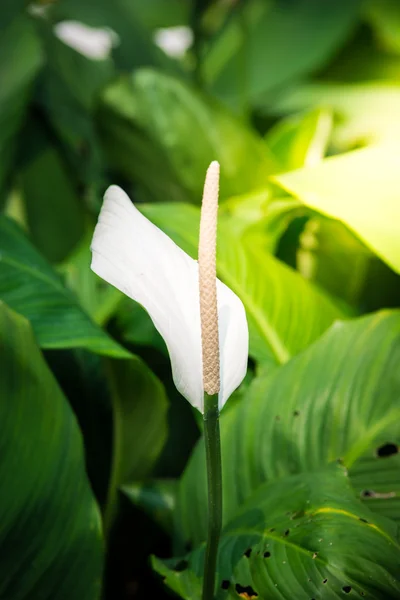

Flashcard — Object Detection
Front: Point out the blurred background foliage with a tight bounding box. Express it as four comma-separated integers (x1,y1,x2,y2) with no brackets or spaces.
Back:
1,0,400,599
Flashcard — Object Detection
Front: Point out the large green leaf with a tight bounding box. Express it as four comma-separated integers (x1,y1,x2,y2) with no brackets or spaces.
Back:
176,311,400,547
273,143,400,274
0,302,103,599
154,467,400,599
0,16,42,199
0,216,130,357
141,202,343,366
104,357,169,529
98,69,277,204
203,0,361,108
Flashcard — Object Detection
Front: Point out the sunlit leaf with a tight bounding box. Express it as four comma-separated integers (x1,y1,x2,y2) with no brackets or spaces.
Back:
273,143,400,274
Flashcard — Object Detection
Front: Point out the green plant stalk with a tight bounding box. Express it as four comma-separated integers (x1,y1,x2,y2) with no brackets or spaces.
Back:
202,392,222,600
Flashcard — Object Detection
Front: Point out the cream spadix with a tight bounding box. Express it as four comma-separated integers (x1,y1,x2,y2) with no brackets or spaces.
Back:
90,164,248,412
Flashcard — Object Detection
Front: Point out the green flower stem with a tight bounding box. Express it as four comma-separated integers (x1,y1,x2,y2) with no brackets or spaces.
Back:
202,392,222,600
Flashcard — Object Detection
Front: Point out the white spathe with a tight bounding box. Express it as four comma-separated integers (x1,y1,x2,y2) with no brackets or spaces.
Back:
54,21,118,60
91,185,248,413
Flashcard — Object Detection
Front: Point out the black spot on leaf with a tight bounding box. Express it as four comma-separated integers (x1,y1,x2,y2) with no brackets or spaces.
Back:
173,559,188,572
235,583,258,597
244,548,252,558
264,551,271,558
284,529,290,537
359,517,368,523
291,509,305,519
221,580,230,590
342,585,352,593
323,579,328,584
377,443,398,457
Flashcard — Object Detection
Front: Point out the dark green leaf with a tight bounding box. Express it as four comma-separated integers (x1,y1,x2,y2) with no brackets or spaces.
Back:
155,467,400,599
203,0,362,109
60,232,122,326
176,311,400,546
0,302,103,599
0,16,42,199
0,0,27,32
18,120,85,262
0,216,130,357
366,0,400,54
103,358,169,530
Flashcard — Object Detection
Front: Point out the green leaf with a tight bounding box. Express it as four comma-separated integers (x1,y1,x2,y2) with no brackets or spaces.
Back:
0,302,103,599
98,68,277,204
141,202,343,366
0,216,130,357
271,82,400,149
18,120,85,262
297,217,371,306
155,467,400,599
351,454,400,526
60,232,123,326
366,0,400,54
203,0,361,108
103,357,169,530
0,0,27,31
175,311,400,546
0,16,42,198
273,143,400,274
107,358,168,484
266,109,332,171
115,299,166,353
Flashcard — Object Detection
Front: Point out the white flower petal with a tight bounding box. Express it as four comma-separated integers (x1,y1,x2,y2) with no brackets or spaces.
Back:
54,21,117,60
153,26,193,58
217,282,249,410
91,185,248,412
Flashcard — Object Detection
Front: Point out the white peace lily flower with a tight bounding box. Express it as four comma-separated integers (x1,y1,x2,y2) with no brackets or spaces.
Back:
54,21,118,60
90,165,248,413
